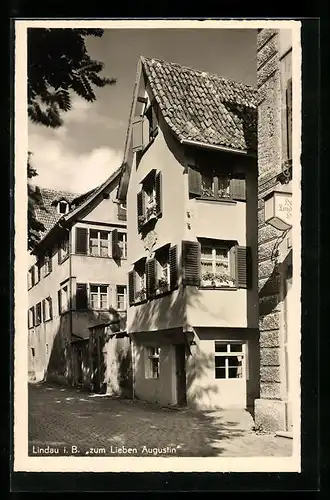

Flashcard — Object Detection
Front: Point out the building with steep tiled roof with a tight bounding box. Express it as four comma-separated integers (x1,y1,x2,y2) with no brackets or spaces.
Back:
118,56,259,413
28,167,131,396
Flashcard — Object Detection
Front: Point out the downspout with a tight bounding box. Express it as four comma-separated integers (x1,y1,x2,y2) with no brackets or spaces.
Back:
130,336,135,400
59,222,73,382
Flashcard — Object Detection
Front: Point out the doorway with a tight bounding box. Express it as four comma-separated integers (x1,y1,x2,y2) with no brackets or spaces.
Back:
175,344,187,406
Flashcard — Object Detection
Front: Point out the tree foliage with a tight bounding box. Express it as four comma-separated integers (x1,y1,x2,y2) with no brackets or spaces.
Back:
27,28,115,250
28,28,116,128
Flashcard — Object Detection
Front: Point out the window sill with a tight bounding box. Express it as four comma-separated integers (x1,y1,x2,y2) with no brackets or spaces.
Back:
199,285,238,291
44,271,52,278
133,298,148,306
196,197,237,204
44,318,52,323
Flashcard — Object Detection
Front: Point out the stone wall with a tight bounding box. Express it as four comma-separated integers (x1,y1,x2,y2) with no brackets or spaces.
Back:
255,28,292,432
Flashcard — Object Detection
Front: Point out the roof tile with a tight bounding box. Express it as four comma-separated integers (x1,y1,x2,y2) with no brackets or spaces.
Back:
141,56,257,152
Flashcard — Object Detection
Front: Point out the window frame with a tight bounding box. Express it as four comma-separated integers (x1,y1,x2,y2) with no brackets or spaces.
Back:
214,341,246,380
35,302,42,326
58,200,69,215
200,241,235,288
58,235,70,263
43,296,53,322
28,266,35,289
155,245,171,296
145,346,160,379
58,283,70,315
133,258,147,304
117,232,127,259
28,306,35,329
89,229,111,258
44,252,52,276
116,285,127,311
201,171,231,200
89,284,109,311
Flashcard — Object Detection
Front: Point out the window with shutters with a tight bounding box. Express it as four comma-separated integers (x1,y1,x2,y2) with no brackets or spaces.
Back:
154,245,170,295
188,166,246,202
116,285,127,310
145,347,160,379
200,241,235,288
137,170,162,231
182,240,251,289
89,229,111,257
35,302,42,326
214,342,245,379
44,252,52,276
90,284,109,310
58,235,69,263
35,261,41,284
28,307,35,328
43,296,52,322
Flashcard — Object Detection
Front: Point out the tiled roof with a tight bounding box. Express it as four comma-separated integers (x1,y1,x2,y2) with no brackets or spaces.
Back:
31,186,83,236
141,56,257,152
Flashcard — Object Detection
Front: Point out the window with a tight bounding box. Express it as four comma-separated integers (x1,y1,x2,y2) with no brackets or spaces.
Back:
35,302,42,326
58,236,69,263
145,104,158,140
28,266,35,289
58,200,69,214
76,283,88,310
44,252,52,276
28,307,35,328
214,342,245,379
188,167,246,201
58,284,69,314
145,347,160,379
182,240,251,289
90,285,108,310
200,242,233,287
89,230,110,257
42,297,53,322
137,170,162,231
128,258,147,305
116,285,127,310
117,202,127,221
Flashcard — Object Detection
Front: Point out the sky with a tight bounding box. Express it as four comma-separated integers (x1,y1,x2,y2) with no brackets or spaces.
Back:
28,26,257,194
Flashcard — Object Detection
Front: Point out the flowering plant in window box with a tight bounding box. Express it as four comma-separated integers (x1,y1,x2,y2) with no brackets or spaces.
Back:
146,205,157,220
217,190,231,199
201,187,214,197
135,288,147,301
156,277,169,294
213,273,235,287
201,271,215,286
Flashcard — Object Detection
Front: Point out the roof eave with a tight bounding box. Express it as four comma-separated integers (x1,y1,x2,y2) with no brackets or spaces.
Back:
180,138,256,157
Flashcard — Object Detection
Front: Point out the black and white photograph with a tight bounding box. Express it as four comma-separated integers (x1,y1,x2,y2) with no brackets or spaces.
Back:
14,19,301,473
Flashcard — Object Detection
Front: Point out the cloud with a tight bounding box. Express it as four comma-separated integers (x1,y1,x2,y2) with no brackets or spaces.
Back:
64,95,125,129
28,132,123,194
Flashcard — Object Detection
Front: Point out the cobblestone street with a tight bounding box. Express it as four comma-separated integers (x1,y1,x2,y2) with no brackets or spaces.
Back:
28,382,292,458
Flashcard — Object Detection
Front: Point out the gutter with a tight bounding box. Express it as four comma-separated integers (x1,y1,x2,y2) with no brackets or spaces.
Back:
180,138,256,157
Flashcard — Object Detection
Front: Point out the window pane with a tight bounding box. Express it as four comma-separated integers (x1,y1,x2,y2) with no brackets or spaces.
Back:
100,295,108,309
100,231,109,240
100,238,109,257
100,285,108,294
90,230,98,239
215,343,228,352
215,356,226,367
215,367,226,379
201,173,214,196
90,294,98,309
201,246,212,258
89,238,99,256
215,247,228,259
217,175,230,197
230,343,243,353
151,358,159,378
90,285,98,293
228,356,242,378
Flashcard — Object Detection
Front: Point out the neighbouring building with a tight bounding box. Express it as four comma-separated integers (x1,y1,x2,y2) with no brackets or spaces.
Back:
254,29,294,433
28,167,131,395
117,56,259,411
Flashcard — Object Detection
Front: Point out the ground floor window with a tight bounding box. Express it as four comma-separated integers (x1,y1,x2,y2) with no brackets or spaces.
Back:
90,284,108,310
145,347,160,379
116,285,127,310
214,342,245,379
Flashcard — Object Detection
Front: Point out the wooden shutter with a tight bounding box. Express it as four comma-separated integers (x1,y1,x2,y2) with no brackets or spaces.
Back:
169,245,178,290
49,297,53,319
112,229,120,259
132,117,148,152
58,290,62,314
182,241,201,286
75,227,88,255
232,246,251,289
137,191,145,231
48,252,52,272
188,167,202,197
42,299,46,322
151,106,158,137
286,78,292,160
128,271,135,306
146,258,157,298
230,178,246,200
76,283,88,310
155,171,162,218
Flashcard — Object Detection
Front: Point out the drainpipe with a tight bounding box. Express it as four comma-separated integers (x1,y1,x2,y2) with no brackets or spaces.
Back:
130,337,135,400
59,223,73,382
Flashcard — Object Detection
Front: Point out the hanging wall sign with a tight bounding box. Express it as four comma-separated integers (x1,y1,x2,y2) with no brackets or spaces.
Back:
264,190,292,231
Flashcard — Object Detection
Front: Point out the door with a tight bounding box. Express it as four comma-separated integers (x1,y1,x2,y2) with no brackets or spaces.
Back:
214,341,247,408
175,344,187,406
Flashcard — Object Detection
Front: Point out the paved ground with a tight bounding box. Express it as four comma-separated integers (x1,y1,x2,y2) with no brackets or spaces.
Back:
28,382,292,457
